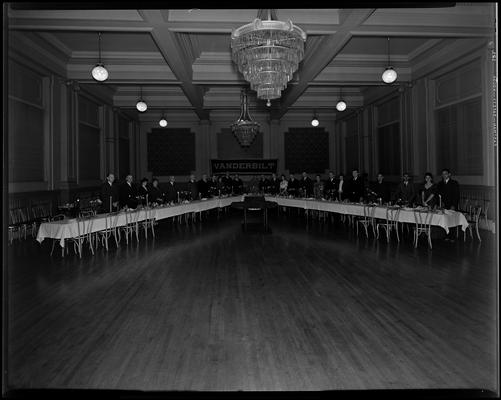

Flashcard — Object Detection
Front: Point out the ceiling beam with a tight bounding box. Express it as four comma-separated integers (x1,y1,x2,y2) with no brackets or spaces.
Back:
351,24,494,38
272,9,375,120
8,17,152,32
139,10,209,120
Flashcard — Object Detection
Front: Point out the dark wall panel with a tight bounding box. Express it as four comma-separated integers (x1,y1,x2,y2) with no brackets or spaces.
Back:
148,128,195,175
285,127,329,174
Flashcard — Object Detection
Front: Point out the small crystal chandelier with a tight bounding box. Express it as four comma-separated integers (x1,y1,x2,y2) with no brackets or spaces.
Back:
231,89,260,147
91,32,109,82
231,9,307,104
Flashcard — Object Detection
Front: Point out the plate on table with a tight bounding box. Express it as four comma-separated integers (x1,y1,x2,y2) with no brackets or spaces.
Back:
201,198,208,201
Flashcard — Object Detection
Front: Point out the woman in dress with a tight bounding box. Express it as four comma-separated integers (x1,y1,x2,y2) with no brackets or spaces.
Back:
313,174,324,199
279,174,288,196
420,172,437,208
138,177,149,205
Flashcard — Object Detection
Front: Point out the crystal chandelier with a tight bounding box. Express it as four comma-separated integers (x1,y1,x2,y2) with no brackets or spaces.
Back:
231,89,260,147
231,9,307,104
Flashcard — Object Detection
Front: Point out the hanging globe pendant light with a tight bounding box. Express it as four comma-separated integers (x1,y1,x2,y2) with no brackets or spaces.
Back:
382,37,398,84
91,32,109,82
136,87,147,112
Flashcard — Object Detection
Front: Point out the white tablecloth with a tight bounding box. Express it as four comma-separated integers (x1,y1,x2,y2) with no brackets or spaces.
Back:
37,196,241,248
264,196,468,234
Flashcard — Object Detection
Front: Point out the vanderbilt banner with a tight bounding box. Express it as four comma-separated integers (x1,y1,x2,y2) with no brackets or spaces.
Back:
211,159,278,174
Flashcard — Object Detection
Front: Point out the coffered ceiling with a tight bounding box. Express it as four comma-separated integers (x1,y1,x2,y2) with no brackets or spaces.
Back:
6,3,496,121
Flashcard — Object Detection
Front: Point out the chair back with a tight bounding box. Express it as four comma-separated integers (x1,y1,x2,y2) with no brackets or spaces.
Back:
244,196,266,210
362,204,376,220
145,206,156,221
386,206,401,223
413,209,433,229
76,214,94,238
49,214,65,221
468,206,482,223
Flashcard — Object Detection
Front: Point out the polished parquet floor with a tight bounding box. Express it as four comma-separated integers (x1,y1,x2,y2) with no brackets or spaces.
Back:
5,210,498,392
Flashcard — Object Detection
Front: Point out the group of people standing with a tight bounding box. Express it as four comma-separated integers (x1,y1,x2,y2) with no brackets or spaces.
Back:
99,168,460,214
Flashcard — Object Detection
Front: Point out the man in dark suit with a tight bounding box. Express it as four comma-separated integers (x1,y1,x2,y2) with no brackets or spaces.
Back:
119,174,138,209
370,173,391,204
198,174,210,198
287,173,300,197
437,168,460,242
232,174,244,195
346,169,365,202
100,173,119,213
188,174,199,201
258,175,269,193
222,171,233,194
165,176,178,203
394,172,417,205
300,172,314,197
324,171,337,200
268,173,280,195
436,168,460,210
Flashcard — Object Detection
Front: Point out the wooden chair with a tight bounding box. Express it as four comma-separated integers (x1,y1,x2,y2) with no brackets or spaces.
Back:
376,206,401,242
413,209,433,249
120,209,140,244
140,206,156,239
71,212,95,258
49,214,67,256
97,211,121,251
464,205,482,242
9,208,30,243
355,204,376,238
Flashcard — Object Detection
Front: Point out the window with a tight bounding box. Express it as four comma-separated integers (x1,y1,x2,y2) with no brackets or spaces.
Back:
435,97,482,175
377,122,400,175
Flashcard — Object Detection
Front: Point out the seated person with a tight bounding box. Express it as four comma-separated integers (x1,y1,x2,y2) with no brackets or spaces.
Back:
394,172,417,205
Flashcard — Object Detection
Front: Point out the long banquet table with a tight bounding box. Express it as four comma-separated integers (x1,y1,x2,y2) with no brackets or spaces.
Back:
264,196,469,234
36,195,468,250
36,196,241,248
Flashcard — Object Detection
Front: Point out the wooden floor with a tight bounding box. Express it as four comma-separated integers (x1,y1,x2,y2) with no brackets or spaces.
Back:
5,210,498,392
